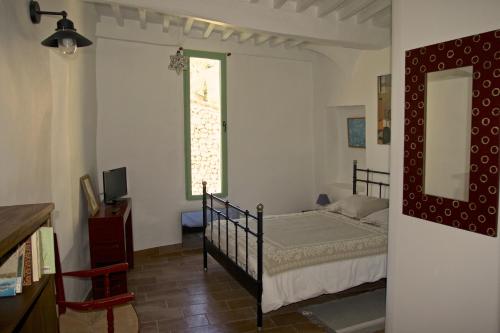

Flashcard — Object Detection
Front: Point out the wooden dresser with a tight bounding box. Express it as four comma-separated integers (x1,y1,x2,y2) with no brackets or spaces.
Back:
88,198,134,299
0,203,58,333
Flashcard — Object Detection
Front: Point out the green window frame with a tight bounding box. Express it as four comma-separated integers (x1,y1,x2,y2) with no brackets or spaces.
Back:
183,49,228,200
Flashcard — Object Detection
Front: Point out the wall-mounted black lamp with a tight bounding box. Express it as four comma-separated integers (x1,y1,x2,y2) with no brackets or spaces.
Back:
29,0,92,55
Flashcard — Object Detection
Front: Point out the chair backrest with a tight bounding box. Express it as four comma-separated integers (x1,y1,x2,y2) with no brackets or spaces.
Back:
52,234,138,333
54,234,67,314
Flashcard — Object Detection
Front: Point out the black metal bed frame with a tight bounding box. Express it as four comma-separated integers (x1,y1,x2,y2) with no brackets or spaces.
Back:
202,160,389,330
352,160,390,197
202,181,264,329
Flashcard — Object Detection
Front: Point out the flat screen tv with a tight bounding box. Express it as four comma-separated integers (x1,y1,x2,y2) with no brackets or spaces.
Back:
103,167,127,204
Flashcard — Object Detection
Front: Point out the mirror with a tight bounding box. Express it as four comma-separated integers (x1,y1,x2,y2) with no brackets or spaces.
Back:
402,29,499,237
424,67,473,201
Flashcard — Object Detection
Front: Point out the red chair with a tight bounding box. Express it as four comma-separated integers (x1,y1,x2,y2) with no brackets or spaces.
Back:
54,234,139,333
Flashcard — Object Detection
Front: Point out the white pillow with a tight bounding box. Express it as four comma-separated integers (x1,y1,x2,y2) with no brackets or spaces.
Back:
360,208,389,230
327,195,389,219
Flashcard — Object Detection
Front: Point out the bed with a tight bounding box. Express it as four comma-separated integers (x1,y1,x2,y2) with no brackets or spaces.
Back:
202,160,390,329
181,208,240,231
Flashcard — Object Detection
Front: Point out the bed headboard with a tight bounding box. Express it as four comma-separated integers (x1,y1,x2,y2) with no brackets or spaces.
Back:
352,160,390,198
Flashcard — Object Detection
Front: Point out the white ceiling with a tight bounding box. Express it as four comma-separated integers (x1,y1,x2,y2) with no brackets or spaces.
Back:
85,0,392,49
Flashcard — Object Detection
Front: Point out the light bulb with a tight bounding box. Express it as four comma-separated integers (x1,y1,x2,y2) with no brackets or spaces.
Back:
58,38,77,55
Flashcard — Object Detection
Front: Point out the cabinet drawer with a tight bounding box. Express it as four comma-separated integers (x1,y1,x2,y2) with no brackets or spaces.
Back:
90,241,126,263
89,221,125,241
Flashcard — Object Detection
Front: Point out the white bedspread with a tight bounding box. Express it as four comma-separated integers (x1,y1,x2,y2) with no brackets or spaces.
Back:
205,210,387,312
262,253,386,312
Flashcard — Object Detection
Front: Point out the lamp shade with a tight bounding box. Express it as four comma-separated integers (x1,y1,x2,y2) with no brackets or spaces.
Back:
316,194,331,206
41,17,92,48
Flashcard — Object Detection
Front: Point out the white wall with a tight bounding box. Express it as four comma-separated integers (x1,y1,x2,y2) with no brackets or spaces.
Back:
94,16,392,251
335,48,391,174
52,1,98,301
327,105,367,197
96,25,315,250
387,1,500,332
311,53,347,193
0,1,52,206
311,47,391,198
0,0,97,300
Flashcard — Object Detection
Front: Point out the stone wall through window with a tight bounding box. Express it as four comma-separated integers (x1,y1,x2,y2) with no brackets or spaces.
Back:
189,56,223,195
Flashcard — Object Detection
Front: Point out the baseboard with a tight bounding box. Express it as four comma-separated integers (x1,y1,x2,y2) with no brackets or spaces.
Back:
337,317,385,333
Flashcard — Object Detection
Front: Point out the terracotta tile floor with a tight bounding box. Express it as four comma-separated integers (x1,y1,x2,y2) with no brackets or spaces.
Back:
129,246,386,333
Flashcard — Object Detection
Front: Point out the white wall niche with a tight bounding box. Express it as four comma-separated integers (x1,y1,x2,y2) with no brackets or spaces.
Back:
321,105,367,201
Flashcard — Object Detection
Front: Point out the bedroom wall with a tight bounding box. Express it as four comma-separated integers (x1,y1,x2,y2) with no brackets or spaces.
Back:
96,23,315,250
0,1,52,207
50,0,98,301
386,0,500,332
0,0,97,300
334,48,391,175
310,47,391,198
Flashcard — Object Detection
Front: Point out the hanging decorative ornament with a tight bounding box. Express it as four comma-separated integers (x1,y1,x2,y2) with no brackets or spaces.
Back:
168,47,188,74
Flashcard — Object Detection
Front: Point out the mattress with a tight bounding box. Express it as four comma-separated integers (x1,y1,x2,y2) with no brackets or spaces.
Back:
205,210,388,312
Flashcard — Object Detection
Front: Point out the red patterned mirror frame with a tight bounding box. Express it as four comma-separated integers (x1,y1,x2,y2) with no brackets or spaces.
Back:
403,29,500,237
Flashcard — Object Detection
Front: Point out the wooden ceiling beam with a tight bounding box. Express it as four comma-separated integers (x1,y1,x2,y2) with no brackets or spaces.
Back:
203,23,215,38
285,39,304,48
221,29,234,41
317,0,346,17
273,0,287,9
296,0,318,13
184,17,194,34
270,36,287,47
255,34,272,45
138,8,147,29
162,15,170,33
239,31,254,43
338,0,377,21
85,0,390,49
110,3,124,26
357,0,391,23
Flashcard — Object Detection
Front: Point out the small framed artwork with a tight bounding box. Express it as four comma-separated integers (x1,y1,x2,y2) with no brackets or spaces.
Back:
347,117,366,148
80,174,100,216
377,74,391,144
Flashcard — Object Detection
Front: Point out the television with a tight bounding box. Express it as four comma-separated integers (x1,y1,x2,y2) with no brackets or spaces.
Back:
103,167,127,204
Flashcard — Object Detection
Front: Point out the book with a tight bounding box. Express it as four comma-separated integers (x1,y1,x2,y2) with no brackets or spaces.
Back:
39,227,55,274
0,250,18,297
15,244,25,293
31,231,40,282
22,238,33,286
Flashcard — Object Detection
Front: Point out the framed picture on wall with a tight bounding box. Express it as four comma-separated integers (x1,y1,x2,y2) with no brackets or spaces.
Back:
347,117,366,148
377,74,391,144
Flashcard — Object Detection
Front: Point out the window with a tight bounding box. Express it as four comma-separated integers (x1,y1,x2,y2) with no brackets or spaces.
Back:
183,50,227,200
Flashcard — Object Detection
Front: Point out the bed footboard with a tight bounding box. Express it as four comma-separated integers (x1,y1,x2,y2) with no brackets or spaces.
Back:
202,182,264,329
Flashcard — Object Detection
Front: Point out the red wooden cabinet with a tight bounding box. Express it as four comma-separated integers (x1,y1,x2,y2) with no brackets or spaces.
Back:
88,198,134,299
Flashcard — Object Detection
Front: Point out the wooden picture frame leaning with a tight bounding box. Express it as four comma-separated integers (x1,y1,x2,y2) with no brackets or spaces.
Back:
80,175,100,216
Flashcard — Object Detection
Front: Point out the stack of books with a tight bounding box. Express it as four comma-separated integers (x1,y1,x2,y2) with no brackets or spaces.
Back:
0,227,55,298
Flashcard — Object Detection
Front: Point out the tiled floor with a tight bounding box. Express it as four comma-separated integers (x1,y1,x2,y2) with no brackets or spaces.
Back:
129,245,386,333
